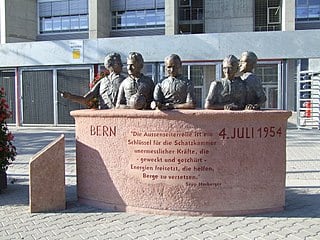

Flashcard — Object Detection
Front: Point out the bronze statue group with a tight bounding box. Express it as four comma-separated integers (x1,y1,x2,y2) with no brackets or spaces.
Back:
61,51,266,110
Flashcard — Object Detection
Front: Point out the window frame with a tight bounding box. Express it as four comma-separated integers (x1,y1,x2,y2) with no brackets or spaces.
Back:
38,0,89,34
267,6,281,24
295,0,320,22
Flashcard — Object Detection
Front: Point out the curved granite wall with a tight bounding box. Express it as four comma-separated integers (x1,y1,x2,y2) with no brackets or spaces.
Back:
71,109,291,216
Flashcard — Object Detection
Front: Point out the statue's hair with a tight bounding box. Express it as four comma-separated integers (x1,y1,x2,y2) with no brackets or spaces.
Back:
165,54,182,66
127,52,144,68
104,52,123,68
223,55,239,67
241,51,258,66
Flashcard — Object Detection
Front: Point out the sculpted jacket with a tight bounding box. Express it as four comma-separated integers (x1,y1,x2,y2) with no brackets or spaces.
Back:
154,75,195,105
85,72,125,109
116,74,155,108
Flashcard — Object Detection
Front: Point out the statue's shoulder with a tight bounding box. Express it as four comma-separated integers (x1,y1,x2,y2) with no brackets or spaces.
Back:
233,76,244,84
141,74,152,81
241,72,256,81
140,74,155,87
118,74,126,81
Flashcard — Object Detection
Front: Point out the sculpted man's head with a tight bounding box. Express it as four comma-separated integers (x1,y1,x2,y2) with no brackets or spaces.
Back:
104,52,123,74
165,54,182,78
127,52,144,78
222,55,239,80
239,51,258,73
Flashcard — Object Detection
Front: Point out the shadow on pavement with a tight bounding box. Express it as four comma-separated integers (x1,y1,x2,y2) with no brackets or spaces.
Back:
1,182,319,218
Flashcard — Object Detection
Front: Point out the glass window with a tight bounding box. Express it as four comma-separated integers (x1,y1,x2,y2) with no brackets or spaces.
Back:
111,0,165,30
111,0,126,11
267,87,278,109
308,5,320,18
178,0,204,34
39,2,52,17
179,8,191,21
255,0,281,31
44,18,53,31
70,0,88,14
126,12,136,28
126,0,155,10
156,9,165,25
296,0,320,21
297,0,308,7
136,11,146,27
39,0,88,34
179,24,191,34
156,0,165,8
61,17,70,30
255,64,279,109
0,70,16,123
194,88,203,108
146,10,156,26
309,0,319,5
52,1,68,16
296,7,309,19
52,17,61,31
192,24,203,33
180,0,191,7
190,66,203,85
268,7,281,24
70,16,79,30
79,15,88,29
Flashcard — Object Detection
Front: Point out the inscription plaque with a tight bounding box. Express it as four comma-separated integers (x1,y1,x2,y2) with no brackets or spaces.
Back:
127,130,219,187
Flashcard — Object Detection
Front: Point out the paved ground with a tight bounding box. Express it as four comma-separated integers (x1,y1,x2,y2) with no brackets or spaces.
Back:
0,124,319,240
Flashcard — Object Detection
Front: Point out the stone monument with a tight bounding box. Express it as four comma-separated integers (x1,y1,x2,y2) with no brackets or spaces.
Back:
69,51,291,216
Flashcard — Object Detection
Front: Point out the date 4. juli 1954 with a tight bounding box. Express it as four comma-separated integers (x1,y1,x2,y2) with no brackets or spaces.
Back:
218,126,283,140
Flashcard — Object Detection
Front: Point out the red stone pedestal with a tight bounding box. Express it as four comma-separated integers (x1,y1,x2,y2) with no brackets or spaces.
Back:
71,109,291,216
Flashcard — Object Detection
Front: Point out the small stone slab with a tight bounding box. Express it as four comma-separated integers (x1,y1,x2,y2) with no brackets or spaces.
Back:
29,134,65,213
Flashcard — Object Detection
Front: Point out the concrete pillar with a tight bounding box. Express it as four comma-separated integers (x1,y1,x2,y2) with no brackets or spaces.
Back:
205,0,254,33
286,59,297,111
165,0,178,35
282,0,295,31
89,0,110,39
309,59,320,72
1,0,37,43
0,1,4,44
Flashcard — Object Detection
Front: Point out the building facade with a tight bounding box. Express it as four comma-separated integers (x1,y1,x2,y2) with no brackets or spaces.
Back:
0,0,319,126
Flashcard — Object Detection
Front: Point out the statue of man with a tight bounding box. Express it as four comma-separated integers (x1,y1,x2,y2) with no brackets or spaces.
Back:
152,54,196,110
239,51,266,110
61,52,125,109
116,52,155,110
205,55,246,110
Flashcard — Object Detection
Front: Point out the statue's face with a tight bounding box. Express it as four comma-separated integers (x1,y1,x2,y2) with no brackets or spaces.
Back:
223,61,237,80
112,61,122,74
239,54,251,73
111,60,123,75
165,58,181,77
127,59,142,78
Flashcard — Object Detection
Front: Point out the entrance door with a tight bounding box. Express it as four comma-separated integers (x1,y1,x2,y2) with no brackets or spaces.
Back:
0,70,16,123
57,69,90,124
255,63,280,109
22,70,54,124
